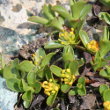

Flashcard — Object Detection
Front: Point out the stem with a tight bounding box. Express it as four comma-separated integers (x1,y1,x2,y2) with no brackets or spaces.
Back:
52,57,62,65
75,45,86,51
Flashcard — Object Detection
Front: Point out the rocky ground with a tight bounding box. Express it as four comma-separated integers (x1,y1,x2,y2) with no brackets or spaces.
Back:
0,0,69,110
0,0,109,110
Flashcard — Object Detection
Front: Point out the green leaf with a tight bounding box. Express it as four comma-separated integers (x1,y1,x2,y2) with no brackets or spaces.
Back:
80,4,92,20
77,86,86,96
37,48,46,57
27,70,36,85
63,45,74,62
42,4,55,20
103,89,110,101
31,82,41,93
77,77,86,96
99,0,110,7
79,30,89,47
99,84,109,95
44,66,53,80
70,0,76,6
22,79,34,92
71,1,86,20
61,84,71,93
99,69,110,80
3,62,21,79
3,59,20,79
44,41,64,49
102,26,110,41
23,101,31,109
47,18,63,30
52,5,73,21
18,60,35,73
41,52,56,67
99,12,110,25
69,89,76,96
78,77,85,85
69,61,79,75
58,17,64,25
3,65,17,79
6,78,23,92
47,92,57,106
92,58,107,71
36,68,45,79
28,16,48,25
50,65,62,77
22,91,33,101
99,41,110,58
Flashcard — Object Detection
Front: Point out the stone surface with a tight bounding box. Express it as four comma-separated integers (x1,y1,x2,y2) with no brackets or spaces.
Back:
0,77,17,110
0,0,69,33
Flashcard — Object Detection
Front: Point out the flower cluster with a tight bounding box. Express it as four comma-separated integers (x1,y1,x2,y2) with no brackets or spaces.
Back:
61,69,76,85
58,28,78,45
87,40,99,52
42,79,59,96
103,101,110,110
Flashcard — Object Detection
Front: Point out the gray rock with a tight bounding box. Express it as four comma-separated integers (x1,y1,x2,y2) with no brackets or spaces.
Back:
0,26,47,54
0,0,8,4
17,22,39,29
0,12,5,24
0,77,17,110
12,4,22,12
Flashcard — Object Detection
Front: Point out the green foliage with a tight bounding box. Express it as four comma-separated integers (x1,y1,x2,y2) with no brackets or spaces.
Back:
76,77,86,96
42,4,55,20
50,65,62,77
28,16,48,25
61,84,71,93
99,66,110,80
99,85,110,102
52,5,73,21
28,0,91,30
99,0,110,7
63,45,75,63
103,90,110,101
99,12,110,25
99,84,109,95
2,0,110,108
79,30,89,47
69,77,86,96
18,60,35,73
2,48,55,108
47,92,58,106
71,1,92,20
44,41,64,49
91,26,110,71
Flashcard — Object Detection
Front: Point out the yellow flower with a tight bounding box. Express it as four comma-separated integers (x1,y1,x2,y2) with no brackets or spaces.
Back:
61,69,76,86
42,80,59,96
58,28,78,45
66,69,70,73
103,101,110,110
87,40,99,52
